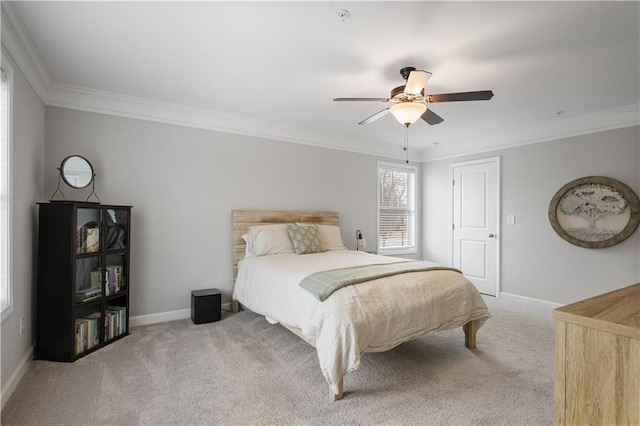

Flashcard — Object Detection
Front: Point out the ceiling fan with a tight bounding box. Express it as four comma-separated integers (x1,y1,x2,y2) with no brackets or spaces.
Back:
334,67,494,127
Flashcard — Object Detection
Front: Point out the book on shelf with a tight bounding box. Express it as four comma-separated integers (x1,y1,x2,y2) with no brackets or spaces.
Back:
74,314,100,355
105,265,124,295
88,266,125,297
90,271,103,289
85,228,99,253
75,320,86,355
75,287,101,302
85,312,101,349
105,306,126,340
76,223,100,254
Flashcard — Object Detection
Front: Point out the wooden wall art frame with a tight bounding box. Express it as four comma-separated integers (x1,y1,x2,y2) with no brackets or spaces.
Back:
548,176,640,248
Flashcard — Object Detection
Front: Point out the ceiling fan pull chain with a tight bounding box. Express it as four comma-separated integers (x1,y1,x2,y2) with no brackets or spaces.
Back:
404,124,409,164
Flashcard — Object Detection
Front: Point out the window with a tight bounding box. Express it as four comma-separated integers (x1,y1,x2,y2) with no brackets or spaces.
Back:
377,161,416,255
1,56,12,321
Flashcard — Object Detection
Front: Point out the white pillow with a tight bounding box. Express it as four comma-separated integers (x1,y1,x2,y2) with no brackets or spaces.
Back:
246,224,295,256
297,223,347,251
241,234,253,258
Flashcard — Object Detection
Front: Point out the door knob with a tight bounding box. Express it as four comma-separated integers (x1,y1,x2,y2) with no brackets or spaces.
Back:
488,233,495,238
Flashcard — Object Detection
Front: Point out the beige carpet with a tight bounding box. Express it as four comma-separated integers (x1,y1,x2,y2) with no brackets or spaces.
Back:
2,296,556,425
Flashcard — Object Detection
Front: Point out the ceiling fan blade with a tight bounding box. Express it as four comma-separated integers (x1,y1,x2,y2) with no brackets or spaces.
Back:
404,70,432,95
421,109,444,125
358,108,390,125
426,90,494,103
333,97,389,102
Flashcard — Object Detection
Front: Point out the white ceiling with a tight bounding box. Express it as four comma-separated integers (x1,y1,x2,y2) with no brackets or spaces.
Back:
3,1,639,161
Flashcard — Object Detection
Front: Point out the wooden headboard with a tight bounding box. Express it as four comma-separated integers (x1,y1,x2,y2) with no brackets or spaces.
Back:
232,210,339,282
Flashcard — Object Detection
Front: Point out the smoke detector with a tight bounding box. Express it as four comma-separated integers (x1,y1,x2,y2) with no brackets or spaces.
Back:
337,9,349,21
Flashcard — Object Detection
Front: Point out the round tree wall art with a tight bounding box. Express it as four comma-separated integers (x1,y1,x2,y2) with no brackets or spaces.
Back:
549,176,640,248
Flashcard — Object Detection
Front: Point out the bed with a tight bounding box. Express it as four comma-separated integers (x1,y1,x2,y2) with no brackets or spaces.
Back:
231,210,490,401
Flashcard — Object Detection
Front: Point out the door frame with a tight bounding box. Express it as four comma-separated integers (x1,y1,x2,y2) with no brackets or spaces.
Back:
448,156,501,297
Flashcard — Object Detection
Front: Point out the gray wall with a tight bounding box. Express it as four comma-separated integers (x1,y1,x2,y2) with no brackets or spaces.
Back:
44,107,418,318
0,49,45,391
423,126,640,305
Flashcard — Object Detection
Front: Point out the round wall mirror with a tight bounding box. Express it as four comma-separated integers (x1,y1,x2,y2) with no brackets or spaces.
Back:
60,155,94,189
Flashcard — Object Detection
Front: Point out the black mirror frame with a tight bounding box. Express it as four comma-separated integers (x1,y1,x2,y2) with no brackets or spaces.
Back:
60,155,94,189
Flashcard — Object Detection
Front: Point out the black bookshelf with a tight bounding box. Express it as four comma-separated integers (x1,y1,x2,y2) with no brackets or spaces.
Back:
36,202,132,362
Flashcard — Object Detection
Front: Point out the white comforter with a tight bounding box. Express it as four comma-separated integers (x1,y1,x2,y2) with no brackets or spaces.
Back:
233,250,490,395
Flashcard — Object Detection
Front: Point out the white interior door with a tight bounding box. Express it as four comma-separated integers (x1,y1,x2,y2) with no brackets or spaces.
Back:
451,157,500,296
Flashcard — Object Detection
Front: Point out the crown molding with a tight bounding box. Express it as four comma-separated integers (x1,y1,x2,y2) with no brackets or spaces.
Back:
46,81,420,162
1,2,50,102
40,77,640,166
420,104,640,162
47,80,639,164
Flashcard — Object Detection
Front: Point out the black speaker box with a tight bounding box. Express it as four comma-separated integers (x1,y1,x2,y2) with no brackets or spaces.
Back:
191,288,221,324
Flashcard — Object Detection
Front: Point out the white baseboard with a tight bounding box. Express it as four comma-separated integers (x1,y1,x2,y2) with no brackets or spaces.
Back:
130,303,232,327
130,308,190,327
499,292,564,309
1,343,34,410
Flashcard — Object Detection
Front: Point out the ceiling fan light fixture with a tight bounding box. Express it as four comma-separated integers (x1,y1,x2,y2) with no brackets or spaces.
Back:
389,102,427,126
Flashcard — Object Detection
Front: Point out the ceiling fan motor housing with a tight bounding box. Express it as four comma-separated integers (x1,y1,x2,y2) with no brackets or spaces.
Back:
390,85,425,102
400,66,417,80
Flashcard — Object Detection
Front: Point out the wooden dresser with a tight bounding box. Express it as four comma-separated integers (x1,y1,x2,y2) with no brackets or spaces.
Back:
553,283,639,426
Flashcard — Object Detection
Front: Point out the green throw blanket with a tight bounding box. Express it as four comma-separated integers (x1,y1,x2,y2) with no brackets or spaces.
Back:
299,261,462,302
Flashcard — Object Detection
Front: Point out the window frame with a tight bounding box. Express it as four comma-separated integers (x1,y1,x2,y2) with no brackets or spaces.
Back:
377,161,417,256
1,54,13,322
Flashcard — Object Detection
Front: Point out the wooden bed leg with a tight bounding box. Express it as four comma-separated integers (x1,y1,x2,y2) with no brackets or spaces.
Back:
230,300,239,313
463,320,478,349
330,378,344,401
